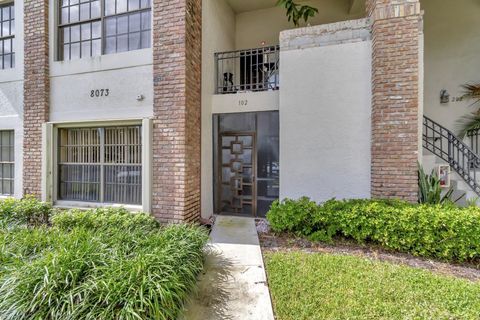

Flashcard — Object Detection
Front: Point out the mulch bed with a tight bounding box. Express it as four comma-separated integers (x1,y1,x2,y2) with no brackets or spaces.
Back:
255,219,480,282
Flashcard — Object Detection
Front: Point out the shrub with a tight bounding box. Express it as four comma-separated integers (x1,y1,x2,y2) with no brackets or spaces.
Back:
0,220,209,320
52,207,160,232
267,198,480,262
0,196,52,228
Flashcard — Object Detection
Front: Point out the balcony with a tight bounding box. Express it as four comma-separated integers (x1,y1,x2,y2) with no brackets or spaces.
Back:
215,45,280,95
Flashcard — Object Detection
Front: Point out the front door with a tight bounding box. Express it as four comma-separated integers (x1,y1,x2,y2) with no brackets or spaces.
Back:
218,132,256,216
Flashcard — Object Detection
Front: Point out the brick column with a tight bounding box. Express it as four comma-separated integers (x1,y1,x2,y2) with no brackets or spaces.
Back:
152,0,202,223
23,0,50,197
367,0,422,202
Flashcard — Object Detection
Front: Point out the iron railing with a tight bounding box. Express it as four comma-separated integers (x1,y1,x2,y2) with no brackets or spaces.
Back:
423,116,480,196
215,45,280,94
467,128,480,155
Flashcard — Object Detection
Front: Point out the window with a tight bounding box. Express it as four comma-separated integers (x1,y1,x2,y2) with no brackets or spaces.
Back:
59,0,151,60
0,3,15,69
0,131,14,196
58,126,142,205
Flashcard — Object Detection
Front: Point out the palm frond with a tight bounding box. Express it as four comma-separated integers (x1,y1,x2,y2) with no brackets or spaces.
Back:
456,113,480,139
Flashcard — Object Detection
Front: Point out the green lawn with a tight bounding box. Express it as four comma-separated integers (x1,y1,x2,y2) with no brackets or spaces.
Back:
265,252,480,320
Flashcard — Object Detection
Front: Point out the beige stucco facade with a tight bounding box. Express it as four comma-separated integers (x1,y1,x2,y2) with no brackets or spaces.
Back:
0,0,478,219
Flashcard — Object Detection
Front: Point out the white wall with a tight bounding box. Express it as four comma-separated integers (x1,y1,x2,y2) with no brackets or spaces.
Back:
423,0,480,133
279,20,372,202
201,0,236,218
50,53,153,122
235,0,365,49
212,91,278,114
48,1,154,123
0,0,24,198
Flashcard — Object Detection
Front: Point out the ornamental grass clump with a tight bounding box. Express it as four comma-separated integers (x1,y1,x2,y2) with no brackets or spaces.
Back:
0,206,209,320
267,198,480,262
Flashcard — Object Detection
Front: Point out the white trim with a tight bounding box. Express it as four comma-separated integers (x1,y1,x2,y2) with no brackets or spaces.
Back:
141,118,152,213
45,118,152,211
49,118,143,128
55,200,143,212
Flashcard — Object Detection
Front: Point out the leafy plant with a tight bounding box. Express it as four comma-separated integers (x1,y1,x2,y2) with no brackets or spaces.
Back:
267,198,480,261
466,196,479,207
0,205,209,320
418,164,464,205
276,0,319,27
0,196,52,228
456,83,480,137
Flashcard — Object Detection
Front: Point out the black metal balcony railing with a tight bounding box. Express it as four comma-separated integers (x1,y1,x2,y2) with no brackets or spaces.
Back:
467,128,480,155
423,116,480,196
215,45,280,94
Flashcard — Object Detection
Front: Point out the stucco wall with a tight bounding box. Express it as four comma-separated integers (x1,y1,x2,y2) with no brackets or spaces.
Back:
423,0,480,133
201,0,236,218
0,0,24,198
50,53,154,122
235,0,365,50
279,20,372,202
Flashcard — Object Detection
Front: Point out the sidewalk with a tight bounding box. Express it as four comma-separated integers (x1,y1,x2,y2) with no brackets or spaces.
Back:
182,216,275,320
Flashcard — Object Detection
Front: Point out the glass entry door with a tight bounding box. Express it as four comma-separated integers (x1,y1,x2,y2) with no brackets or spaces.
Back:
219,132,256,215
214,111,279,217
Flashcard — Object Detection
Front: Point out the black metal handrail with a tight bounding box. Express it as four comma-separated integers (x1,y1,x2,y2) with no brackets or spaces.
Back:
215,45,280,94
423,116,480,196
467,128,480,155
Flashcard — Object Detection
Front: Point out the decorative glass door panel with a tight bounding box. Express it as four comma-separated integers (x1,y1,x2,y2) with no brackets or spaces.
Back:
219,133,256,215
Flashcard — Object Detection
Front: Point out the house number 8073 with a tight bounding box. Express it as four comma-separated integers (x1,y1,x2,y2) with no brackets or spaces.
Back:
90,89,110,97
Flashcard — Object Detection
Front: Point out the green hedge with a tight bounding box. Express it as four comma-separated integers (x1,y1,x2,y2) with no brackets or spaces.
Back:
267,198,480,262
0,200,209,320
0,196,52,228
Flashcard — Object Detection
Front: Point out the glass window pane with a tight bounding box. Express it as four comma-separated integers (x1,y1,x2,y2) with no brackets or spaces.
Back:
105,0,116,15
2,7,10,20
70,42,80,59
81,23,91,41
2,22,9,37
91,0,101,18
63,44,70,60
117,0,128,14
80,3,90,20
129,32,140,50
61,7,69,24
117,34,128,52
129,13,140,32
105,17,116,36
141,30,150,48
70,25,80,42
81,41,91,57
128,0,140,11
0,131,14,196
69,5,79,23
117,15,128,34
58,127,141,204
63,27,70,43
92,39,101,56
141,11,150,30
141,0,150,8
92,21,101,38
105,36,116,54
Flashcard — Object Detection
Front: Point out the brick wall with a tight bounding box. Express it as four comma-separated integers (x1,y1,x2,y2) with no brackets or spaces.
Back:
366,0,422,202
23,0,50,197
152,0,202,223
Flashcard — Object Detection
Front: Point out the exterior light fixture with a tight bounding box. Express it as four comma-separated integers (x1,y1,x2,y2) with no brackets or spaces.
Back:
440,89,450,104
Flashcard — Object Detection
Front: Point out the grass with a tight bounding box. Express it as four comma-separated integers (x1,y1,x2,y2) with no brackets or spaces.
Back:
0,206,209,320
265,252,480,320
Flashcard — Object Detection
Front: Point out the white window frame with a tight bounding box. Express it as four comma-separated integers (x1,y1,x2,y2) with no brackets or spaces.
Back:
42,119,152,213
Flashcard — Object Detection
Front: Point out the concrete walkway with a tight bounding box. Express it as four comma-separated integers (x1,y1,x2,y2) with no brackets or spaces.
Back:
182,216,275,320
